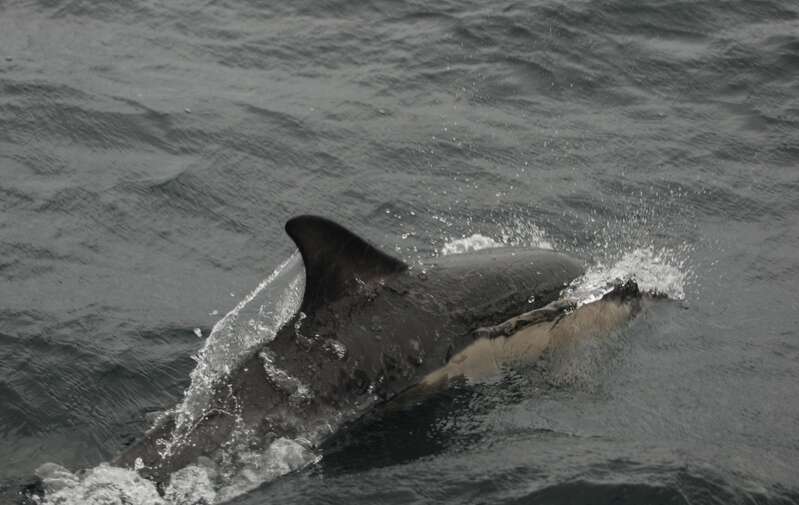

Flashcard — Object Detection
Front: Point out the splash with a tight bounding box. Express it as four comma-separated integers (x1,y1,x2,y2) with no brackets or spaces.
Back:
564,247,689,305
437,227,690,307
439,220,554,256
497,220,554,250
34,253,313,505
168,252,304,447
36,463,163,505
259,350,313,403
213,438,318,502
35,437,316,505
440,234,502,255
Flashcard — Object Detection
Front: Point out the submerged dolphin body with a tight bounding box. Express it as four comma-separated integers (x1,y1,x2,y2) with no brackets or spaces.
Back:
113,215,640,485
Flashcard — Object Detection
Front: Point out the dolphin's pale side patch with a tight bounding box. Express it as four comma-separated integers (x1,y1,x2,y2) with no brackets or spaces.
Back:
422,287,639,387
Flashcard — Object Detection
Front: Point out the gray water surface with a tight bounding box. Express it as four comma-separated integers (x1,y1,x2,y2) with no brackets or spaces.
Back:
1,0,798,503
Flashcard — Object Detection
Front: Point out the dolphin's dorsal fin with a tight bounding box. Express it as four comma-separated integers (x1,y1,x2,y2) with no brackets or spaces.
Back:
285,215,408,311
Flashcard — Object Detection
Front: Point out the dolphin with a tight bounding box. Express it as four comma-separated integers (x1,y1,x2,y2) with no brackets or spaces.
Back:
109,215,643,487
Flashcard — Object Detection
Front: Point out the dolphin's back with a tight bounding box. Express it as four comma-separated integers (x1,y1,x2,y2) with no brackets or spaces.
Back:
424,247,585,325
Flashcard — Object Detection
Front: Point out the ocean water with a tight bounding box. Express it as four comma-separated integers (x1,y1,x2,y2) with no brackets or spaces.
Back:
1,0,798,503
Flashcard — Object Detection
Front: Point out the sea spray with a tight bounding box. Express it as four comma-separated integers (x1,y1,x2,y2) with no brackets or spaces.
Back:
165,253,304,455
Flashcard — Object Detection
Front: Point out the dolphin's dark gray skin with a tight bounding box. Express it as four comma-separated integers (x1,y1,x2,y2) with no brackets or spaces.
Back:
114,215,590,484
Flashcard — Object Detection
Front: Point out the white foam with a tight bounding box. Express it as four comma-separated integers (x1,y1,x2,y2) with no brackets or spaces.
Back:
37,437,317,504
214,438,317,503
37,463,163,505
163,465,216,505
564,247,688,305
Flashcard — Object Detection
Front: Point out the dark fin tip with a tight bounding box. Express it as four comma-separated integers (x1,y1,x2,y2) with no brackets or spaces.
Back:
285,215,407,310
